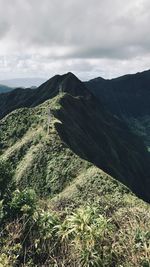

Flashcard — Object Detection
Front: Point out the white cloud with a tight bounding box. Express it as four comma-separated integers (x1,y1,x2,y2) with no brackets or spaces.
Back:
0,0,150,80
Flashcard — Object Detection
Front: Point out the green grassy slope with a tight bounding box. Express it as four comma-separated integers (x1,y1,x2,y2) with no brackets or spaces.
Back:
1,72,150,203
50,165,150,267
0,95,150,266
1,92,150,202
0,94,90,197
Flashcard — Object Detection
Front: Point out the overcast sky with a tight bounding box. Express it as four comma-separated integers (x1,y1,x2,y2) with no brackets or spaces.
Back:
0,0,150,81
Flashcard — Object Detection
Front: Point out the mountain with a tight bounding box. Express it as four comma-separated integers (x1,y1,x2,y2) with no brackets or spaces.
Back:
0,72,150,266
54,93,150,203
86,69,150,117
85,69,150,148
1,97,149,265
0,72,90,120
0,84,13,93
0,77,46,88
0,72,150,203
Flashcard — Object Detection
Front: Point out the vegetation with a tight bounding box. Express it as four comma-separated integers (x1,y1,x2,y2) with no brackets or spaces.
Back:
0,160,150,266
0,97,90,197
126,116,150,150
0,93,150,266
0,160,13,200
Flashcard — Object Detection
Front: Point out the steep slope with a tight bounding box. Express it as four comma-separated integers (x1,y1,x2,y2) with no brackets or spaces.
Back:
86,70,150,148
54,93,150,203
0,72,150,202
86,69,150,118
49,166,150,266
1,145,150,266
0,74,150,265
0,95,90,196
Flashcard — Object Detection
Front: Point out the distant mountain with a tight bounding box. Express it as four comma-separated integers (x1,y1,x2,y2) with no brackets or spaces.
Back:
0,72,150,203
86,69,150,118
86,69,150,147
0,84,13,93
0,77,46,88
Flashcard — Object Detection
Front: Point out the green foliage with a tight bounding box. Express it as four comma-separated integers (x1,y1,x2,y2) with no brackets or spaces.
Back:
127,116,150,149
0,94,150,266
0,201,4,222
0,196,150,266
0,98,90,197
0,203,111,266
0,253,12,267
0,160,13,200
9,188,37,217
36,210,60,239
58,206,110,266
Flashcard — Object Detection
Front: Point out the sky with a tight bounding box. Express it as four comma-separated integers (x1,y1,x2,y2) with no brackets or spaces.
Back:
0,0,150,81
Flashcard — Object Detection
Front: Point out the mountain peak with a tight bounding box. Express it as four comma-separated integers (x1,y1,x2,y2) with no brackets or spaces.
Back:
63,71,76,77
0,72,91,119
60,72,82,84
58,72,91,98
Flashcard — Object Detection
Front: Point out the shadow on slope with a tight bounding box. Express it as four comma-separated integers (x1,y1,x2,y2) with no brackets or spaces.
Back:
54,93,150,203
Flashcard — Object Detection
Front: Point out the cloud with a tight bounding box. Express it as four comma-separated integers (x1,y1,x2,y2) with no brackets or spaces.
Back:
0,0,150,80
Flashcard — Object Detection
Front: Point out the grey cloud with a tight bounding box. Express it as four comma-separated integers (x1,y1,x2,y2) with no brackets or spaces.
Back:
0,0,150,79
0,20,10,39
1,1,150,50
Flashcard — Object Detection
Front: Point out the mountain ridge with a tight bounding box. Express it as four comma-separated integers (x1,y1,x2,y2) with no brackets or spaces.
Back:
0,73,150,202
86,69,150,149
86,69,150,118
0,71,150,266
0,72,91,120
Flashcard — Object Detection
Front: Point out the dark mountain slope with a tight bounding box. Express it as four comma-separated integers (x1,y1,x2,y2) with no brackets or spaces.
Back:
85,69,150,118
0,72,89,119
0,74,150,266
86,70,150,148
0,72,150,202
54,93,150,203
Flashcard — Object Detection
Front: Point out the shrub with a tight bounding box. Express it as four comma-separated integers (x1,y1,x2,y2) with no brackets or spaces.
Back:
0,160,13,200
58,205,110,266
9,188,37,218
